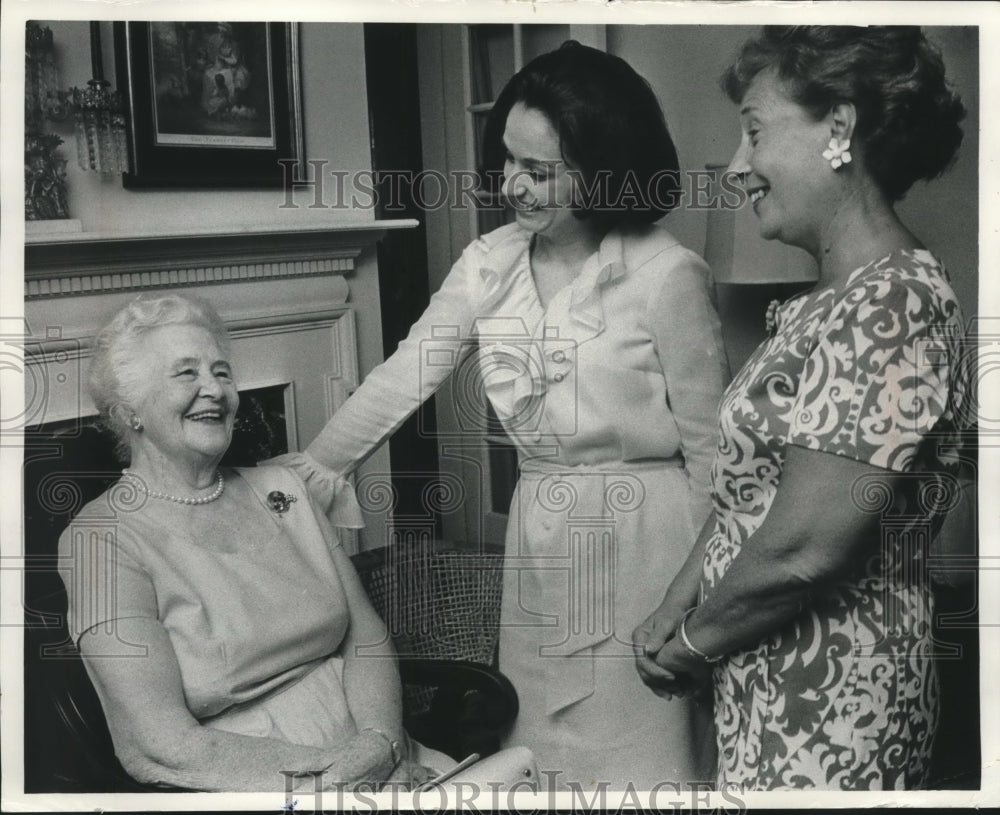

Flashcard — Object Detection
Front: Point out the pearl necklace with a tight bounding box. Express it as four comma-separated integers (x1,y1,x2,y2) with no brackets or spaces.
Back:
121,469,225,505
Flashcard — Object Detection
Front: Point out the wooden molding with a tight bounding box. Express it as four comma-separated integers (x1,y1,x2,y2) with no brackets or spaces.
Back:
24,220,418,299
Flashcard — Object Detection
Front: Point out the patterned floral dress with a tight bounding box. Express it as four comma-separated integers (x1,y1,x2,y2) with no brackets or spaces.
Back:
701,249,969,790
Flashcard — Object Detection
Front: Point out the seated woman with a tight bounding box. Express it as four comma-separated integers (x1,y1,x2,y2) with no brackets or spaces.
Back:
57,293,439,791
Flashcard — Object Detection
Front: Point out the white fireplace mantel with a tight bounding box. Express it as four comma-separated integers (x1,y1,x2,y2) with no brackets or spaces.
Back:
24,219,418,299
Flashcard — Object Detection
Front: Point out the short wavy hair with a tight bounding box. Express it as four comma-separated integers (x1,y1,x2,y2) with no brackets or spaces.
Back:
721,26,965,201
89,293,231,461
480,40,681,230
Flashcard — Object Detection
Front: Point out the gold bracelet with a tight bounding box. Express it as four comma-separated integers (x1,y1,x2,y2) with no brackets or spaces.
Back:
360,727,402,768
678,607,724,664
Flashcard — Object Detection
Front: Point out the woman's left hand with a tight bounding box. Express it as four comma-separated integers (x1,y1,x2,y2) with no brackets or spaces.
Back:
633,617,682,698
646,637,713,699
633,600,704,699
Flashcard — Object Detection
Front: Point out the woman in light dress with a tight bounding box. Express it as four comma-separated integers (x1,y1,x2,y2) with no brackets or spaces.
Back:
275,41,728,789
59,294,445,791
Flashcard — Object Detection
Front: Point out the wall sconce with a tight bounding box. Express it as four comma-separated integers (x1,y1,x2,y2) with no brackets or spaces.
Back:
25,22,70,221
72,22,130,173
25,21,130,225
702,164,818,372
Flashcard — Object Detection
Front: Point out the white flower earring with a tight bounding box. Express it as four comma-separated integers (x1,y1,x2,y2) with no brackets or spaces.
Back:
822,137,852,170
129,414,144,432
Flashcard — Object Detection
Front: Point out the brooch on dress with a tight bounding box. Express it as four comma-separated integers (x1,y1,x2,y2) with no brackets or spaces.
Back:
765,299,781,337
267,490,297,514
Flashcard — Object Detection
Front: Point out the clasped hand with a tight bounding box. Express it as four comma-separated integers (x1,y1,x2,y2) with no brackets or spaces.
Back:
632,602,711,700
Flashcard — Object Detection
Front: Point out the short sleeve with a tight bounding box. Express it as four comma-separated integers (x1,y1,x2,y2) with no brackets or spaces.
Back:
57,510,157,643
273,462,346,553
787,270,958,472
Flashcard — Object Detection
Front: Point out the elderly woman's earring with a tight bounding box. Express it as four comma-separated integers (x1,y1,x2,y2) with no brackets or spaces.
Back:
822,137,852,170
129,415,144,432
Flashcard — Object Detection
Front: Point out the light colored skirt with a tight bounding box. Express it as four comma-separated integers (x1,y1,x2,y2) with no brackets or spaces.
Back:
203,654,454,771
499,459,716,790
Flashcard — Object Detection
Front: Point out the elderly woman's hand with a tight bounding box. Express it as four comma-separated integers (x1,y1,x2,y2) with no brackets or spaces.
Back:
383,759,438,790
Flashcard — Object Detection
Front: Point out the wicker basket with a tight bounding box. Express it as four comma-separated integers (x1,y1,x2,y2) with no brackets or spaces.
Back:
352,540,504,713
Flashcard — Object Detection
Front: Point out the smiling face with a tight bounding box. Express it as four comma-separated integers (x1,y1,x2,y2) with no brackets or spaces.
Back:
501,102,584,242
727,69,839,251
125,323,239,472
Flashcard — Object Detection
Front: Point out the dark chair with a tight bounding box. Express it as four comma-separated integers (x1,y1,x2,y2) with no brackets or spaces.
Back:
350,541,515,760
22,422,516,792
23,424,150,792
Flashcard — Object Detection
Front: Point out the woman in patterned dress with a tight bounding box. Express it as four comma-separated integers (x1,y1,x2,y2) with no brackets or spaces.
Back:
633,27,970,790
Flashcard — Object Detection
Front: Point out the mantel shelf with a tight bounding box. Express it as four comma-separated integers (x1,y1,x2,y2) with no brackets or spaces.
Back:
24,218,419,299
25,218,419,248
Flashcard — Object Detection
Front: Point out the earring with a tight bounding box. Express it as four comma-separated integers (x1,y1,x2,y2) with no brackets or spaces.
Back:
130,415,144,432
822,137,852,170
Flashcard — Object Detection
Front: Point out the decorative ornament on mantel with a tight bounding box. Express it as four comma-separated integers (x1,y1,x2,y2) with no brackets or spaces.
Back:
25,22,70,221
25,133,70,222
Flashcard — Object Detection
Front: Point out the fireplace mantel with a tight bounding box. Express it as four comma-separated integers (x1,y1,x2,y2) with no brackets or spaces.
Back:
24,219,418,299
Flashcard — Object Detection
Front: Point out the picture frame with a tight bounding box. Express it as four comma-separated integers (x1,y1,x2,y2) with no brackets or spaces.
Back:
114,21,303,188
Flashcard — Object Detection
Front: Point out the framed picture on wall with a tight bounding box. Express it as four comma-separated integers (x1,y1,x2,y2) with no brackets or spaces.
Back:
114,21,303,188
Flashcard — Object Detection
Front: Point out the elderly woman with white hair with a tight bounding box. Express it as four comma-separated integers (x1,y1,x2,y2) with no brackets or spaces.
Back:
57,292,431,791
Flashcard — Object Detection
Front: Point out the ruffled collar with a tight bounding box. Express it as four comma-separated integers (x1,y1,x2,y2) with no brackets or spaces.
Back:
564,229,628,340
477,226,629,344
474,227,630,432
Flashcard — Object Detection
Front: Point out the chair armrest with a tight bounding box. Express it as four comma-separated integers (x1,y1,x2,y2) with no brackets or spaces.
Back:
24,610,167,793
397,658,519,761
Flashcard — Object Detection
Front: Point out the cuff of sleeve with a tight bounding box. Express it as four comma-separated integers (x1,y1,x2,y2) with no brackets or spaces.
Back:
264,451,366,529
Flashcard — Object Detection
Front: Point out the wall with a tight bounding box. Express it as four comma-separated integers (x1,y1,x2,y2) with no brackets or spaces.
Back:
34,20,387,382
40,23,373,235
609,25,980,332
35,21,387,373
30,21,398,549
417,23,978,378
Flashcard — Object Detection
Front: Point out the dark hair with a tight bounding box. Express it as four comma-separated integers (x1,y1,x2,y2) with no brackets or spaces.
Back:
722,26,965,201
481,40,681,230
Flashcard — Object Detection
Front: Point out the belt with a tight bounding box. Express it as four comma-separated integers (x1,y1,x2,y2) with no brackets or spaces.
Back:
518,455,684,478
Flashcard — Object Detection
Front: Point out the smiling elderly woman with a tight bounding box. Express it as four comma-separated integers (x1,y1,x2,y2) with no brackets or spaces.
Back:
57,293,426,791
